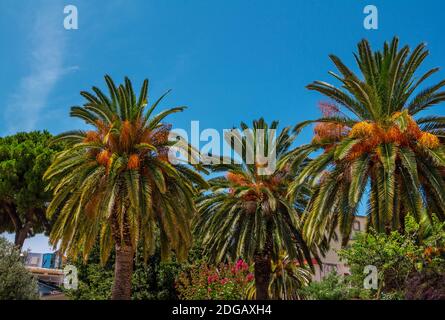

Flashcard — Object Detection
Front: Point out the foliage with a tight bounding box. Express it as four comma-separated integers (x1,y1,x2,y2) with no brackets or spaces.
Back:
195,119,314,263
44,75,208,298
298,272,364,300
338,216,445,299
267,254,312,299
0,237,38,300
66,262,114,300
195,119,316,299
131,248,181,300
45,75,207,263
65,244,182,300
245,252,312,300
338,230,415,297
0,131,62,247
287,37,445,245
403,216,445,299
176,259,254,300
64,244,114,300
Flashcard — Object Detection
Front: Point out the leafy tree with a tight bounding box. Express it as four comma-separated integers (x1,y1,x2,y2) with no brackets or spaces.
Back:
195,119,315,299
44,75,207,299
0,131,62,249
0,237,39,300
287,37,445,244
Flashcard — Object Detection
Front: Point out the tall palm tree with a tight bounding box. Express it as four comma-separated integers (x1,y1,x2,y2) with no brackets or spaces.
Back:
287,37,445,246
44,75,207,299
194,119,315,299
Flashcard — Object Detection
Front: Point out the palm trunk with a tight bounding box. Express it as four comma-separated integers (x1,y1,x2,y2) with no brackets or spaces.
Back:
254,255,271,299
254,220,273,300
111,244,134,300
110,202,134,300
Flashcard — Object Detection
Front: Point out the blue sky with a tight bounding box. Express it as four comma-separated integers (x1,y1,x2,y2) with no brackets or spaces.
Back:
1,0,445,252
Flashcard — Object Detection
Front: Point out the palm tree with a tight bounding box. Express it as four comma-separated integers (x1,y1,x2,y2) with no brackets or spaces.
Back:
194,119,315,299
287,37,445,246
44,75,207,299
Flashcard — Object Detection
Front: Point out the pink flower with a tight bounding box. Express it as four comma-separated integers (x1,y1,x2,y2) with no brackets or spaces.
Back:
207,274,218,284
234,259,248,272
246,273,254,282
220,278,229,285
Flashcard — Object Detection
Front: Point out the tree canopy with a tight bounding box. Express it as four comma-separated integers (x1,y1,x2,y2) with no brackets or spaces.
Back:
44,75,207,299
195,119,315,299
287,37,445,245
0,131,62,248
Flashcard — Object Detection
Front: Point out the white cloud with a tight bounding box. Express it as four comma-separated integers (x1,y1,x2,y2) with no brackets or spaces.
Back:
4,4,77,134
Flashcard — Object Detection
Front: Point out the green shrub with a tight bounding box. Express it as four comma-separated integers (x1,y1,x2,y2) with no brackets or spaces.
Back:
66,243,194,300
338,215,445,299
338,230,416,298
298,272,365,300
0,237,39,300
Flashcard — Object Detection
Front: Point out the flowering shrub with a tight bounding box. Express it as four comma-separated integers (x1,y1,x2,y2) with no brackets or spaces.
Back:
176,259,254,300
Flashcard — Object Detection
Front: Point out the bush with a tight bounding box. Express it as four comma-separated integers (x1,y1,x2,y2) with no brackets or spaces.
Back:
67,262,114,300
337,215,445,300
297,272,366,300
0,237,38,300
338,230,416,297
176,259,254,300
131,249,181,300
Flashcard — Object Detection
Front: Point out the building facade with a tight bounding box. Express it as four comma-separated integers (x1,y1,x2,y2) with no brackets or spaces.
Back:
312,216,367,281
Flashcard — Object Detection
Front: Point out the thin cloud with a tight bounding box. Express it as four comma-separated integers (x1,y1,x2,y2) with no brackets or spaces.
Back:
4,4,77,134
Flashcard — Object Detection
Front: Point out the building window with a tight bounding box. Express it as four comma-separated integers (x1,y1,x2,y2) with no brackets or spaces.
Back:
353,221,361,231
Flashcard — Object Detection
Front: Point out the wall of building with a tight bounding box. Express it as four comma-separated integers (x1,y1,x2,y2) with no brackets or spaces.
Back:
312,216,367,282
